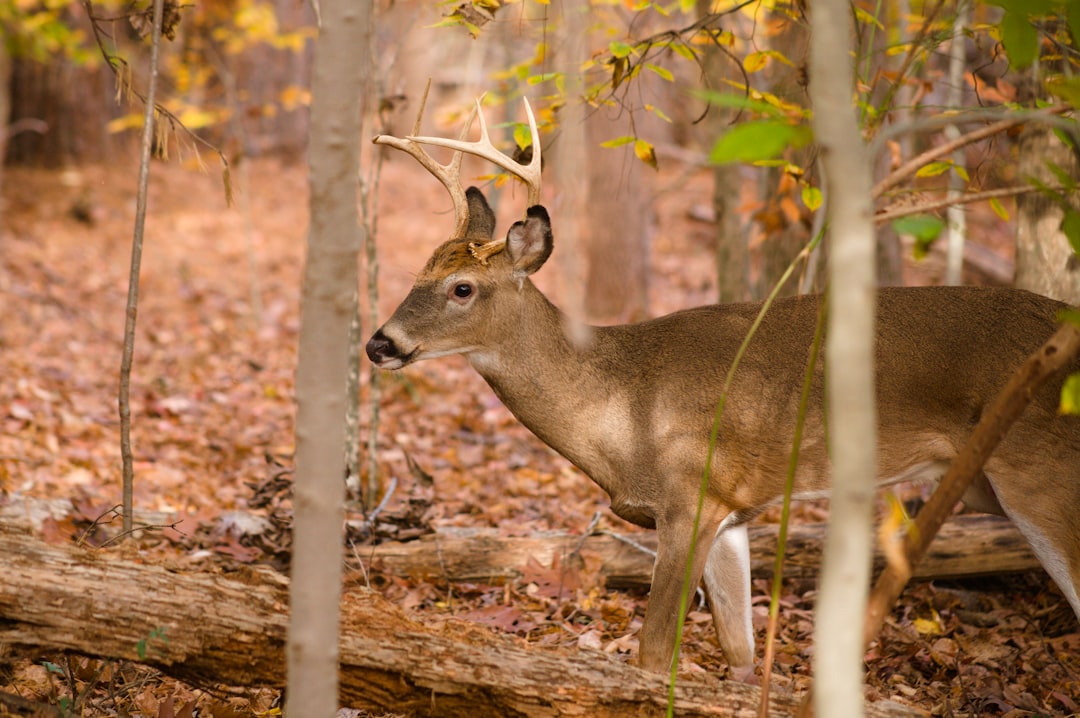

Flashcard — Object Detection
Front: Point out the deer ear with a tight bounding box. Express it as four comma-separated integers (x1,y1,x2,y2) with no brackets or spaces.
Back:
506,205,553,278
464,187,496,240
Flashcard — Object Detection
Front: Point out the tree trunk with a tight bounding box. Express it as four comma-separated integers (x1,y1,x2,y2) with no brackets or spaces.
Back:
290,0,368,712
756,17,811,299
359,515,1041,589
0,524,921,718
583,108,652,322
1014,126,1080,304
808,0,878,713
695,2,749,303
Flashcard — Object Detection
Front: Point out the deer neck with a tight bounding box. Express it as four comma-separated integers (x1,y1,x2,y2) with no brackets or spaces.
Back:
464,282,625,491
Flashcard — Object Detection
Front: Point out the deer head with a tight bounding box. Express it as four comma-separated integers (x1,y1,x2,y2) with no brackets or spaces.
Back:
366,96,548,370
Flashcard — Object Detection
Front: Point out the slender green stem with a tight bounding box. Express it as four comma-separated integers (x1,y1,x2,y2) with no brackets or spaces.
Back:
758,282,828,715
666,230,823,712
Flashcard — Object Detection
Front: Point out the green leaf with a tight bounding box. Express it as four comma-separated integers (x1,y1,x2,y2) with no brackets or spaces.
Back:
1060,308,1080,328
1060,373,1080,415
645,62,674,82
853,6,885,30
1044,75,1080,108
801,185,823,211
692,89,782,118
999,8,1039,69
988,197,1010,220
513,123,533,152
893,215,944,259
526,72,559,86
1069,0,1080,47
1052,127,1078,151
709,121,811,165
915,161,953,178
609,40,634,59
1046,162,1079,191
1061,208,1080,257
669,41,695,61
600,135,637,148
644,103,673,123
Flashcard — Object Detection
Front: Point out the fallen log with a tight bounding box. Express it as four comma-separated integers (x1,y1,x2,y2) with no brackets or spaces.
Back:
361,514,1039,589
0,523,920,717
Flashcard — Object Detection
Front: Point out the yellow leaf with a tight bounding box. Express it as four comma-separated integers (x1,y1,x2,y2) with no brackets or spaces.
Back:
912,609,944,636
989,197,1010,220
801,185,822,211
177,107,219,130
279,85,311,110
106,113,144,133
744,51,769,73
634,139,658,169
645,62,674,82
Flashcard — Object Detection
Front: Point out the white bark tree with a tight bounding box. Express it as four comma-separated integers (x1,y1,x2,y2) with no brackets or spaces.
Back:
287,0,371,714
807,0,877,715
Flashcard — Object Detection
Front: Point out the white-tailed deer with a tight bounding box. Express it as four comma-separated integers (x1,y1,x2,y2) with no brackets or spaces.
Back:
367,97,1080,673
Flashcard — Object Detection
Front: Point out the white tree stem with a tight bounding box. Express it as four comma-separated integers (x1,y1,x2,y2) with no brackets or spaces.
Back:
808,0,878,715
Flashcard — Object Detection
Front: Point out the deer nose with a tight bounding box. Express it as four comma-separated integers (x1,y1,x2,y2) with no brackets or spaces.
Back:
366,331,397,365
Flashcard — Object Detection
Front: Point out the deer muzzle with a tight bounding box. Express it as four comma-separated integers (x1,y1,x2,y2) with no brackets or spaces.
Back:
365,329,411,370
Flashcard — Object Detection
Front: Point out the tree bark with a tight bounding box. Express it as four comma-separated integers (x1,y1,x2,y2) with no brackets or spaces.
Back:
0,524,921,718
291,0,368,712
361,515,1040,589
1014,126,1080,304
694,1,749,303
583,108,652,322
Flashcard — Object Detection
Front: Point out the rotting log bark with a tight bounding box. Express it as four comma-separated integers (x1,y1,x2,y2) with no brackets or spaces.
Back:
361,514,1040,590
0,523,922,717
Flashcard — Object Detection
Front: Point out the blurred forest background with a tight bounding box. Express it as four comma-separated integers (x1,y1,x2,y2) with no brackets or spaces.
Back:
1,0,1079,715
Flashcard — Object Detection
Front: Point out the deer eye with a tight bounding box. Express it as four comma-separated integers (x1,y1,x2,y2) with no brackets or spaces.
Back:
452,283,473,299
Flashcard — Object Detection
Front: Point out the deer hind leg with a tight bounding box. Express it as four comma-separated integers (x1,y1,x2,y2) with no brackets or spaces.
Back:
637,507,725,673
985,465,1080,621
702,519,755,668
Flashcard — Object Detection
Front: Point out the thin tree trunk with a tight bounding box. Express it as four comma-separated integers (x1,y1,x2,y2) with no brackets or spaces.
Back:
696,2,748,303
1014,125,1080,304
944,4,969,287
118,0,166,536
289,0,369,713
808,0,877,714
553,0,590,344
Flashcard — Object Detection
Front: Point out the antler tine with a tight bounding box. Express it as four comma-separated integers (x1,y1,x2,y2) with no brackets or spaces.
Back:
407,97,542,208
373,100,479,239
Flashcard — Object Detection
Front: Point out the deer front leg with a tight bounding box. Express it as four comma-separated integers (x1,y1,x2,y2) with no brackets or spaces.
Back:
638,509,724,672
702,521,755,668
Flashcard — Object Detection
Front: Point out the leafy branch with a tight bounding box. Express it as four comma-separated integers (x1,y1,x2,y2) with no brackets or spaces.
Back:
80,0,232,195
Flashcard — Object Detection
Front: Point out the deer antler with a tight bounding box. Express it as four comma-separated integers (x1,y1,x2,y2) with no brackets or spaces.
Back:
407,97,542,208
374,94,543,259
372,87,478,239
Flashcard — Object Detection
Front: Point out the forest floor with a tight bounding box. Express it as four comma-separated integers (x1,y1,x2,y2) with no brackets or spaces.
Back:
0,150,1078,717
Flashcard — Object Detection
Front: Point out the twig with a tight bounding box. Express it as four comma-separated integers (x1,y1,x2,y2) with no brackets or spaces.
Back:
871,105,1073,199
598,529,657,559
572,511,604,555
80,0,229,171
872,184,1064,224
